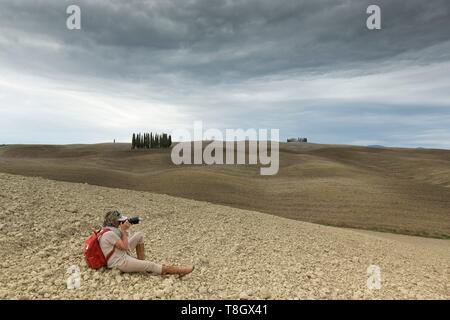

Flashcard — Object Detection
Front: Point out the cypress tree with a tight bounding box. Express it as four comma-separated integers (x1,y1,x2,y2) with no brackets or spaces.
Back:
162,133,167,148
150,132,153,148
168,135,172,147
132,133,136,149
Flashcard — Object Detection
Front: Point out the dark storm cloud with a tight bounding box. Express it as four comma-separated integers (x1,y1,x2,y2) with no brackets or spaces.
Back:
1,0,450,82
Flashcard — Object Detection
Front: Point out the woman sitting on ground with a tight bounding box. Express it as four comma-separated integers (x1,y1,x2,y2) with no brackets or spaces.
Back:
98,210,194,276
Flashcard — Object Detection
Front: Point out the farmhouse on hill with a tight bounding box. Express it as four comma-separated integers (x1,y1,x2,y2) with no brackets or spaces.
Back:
287,137,308,143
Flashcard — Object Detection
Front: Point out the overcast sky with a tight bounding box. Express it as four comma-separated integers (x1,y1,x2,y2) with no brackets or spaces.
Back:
1,0,450,148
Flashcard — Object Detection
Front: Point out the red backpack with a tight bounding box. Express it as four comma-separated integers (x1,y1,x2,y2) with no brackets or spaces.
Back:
84,228,115,269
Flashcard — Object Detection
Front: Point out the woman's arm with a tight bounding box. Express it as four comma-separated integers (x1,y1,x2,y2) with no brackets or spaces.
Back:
115,221,131,250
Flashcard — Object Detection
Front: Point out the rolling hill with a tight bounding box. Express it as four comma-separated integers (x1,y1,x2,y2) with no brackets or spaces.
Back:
0,142,449,238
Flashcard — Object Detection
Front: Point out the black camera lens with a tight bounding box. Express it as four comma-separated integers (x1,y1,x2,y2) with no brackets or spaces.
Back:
127,217,140,224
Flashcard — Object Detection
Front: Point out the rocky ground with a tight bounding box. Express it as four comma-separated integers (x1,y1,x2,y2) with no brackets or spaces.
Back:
0,173,448,299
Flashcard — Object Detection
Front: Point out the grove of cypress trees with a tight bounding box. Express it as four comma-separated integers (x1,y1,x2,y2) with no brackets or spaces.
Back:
131,132,173,149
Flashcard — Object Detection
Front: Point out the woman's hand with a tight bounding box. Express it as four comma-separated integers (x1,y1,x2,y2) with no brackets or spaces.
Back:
119,220,131,232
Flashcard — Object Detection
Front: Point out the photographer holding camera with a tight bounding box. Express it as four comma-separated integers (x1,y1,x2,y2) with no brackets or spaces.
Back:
99,210,194,275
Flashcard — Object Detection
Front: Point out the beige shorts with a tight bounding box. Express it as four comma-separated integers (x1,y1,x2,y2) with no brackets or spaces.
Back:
116,232,163,274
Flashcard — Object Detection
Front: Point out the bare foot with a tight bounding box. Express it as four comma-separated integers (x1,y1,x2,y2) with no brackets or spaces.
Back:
162,265,194,276
178,265,194,275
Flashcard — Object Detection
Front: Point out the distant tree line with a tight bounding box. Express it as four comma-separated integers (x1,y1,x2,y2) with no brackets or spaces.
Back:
132,132,172,149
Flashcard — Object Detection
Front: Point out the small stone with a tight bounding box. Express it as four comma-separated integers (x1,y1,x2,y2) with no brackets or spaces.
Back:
155,290,164,298
111,268,121,276
260,288,271,299
239,292,250,300
315,271,324,277
163,286,173,294
163,278,174,287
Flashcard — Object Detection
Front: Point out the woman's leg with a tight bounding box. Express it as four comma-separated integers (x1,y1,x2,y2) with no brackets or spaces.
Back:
117,256,193,276
128,232,145,260
128,232,144,251
136,243,145,260
118,256,163,274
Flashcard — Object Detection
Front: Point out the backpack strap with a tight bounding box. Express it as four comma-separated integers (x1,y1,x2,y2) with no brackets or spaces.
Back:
105,246,115,262
97,228,111,237
97,228,115,263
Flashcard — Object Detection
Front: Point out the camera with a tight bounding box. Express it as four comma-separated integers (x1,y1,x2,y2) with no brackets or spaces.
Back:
122,216,141,224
